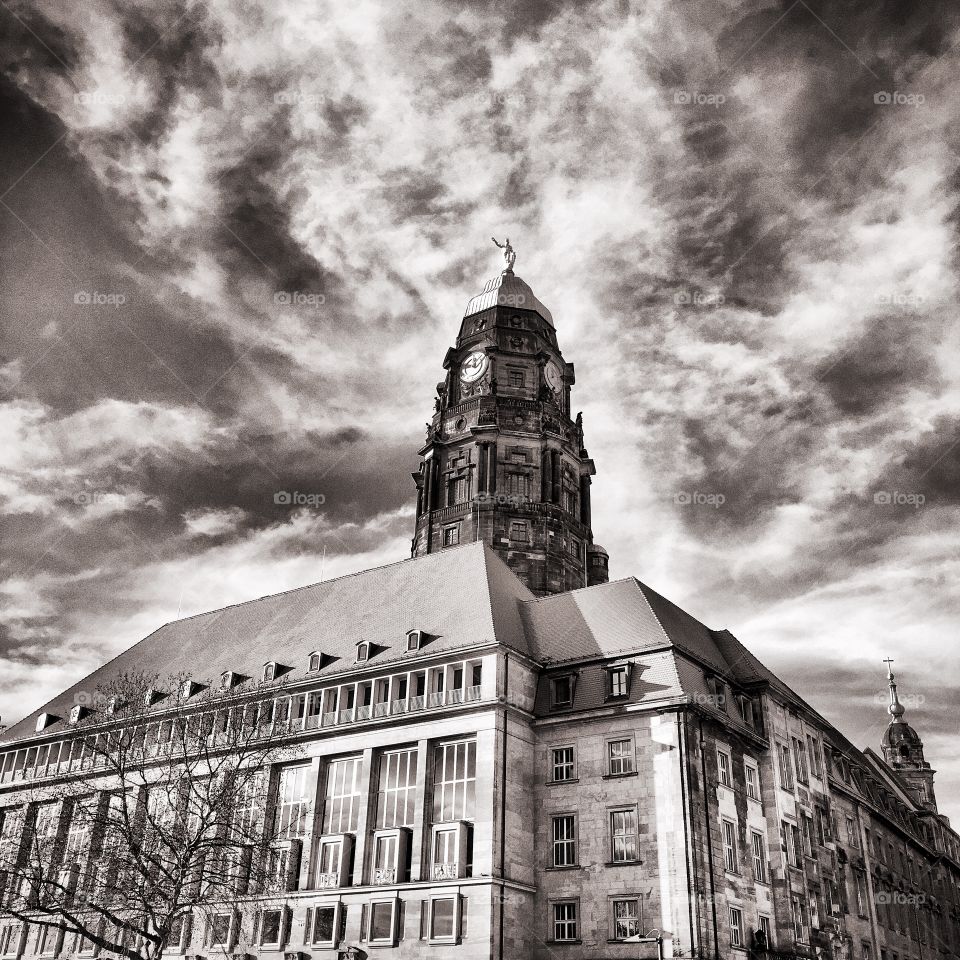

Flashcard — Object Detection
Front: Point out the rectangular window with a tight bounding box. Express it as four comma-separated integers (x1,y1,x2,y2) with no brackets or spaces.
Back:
368,901,397,944
792,894,809,943
607,739,635,776
792,737,809,784
509,370,525,388
310,906,339,947
717,748,732,787
807,734,822,778
506,473,531,498
751,830,766,882
376,749,418,829
430,898,457,941
551,746,575,782
433,741,477,822
846,816,859,848
744,762,760,800
552,902,578,942
610,808,639,862
729,907,743,948
550,675,574,707
442,525,460,546
759,915,772,949
777,742,794,789
446,477,467,506
509,521,528,541
612,899,640,940
855,871,868,917
607,666,629,699
258,909,284,948
209,914,233,948
275,764,313,839
801,814,813,857
722,818,738,873
323,757,363,833
552,815,576,867
791,824,803,867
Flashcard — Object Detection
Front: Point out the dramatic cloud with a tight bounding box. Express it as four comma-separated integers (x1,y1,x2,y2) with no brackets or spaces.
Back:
1,0,959,817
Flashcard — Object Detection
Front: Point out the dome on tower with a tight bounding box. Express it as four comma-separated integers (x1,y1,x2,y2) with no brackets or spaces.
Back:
882,720,922,749
463,272,555,327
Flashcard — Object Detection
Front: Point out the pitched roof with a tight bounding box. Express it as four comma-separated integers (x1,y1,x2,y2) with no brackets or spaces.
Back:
1,542,534,744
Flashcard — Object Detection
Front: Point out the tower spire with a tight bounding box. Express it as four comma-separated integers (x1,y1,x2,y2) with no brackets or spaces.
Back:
883,657,905,721
879,658,937,811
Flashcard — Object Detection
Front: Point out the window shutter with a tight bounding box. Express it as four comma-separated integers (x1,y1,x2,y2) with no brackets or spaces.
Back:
359,904,367,941
460,896,468,938
303,908,312,945
397,900,405,941
420,900,429,939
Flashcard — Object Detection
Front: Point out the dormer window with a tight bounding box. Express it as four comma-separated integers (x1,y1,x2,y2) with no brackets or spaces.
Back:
179,680,204,700
406,630,424,652
220,671,242,691
35,712,60,732
356,642,370,663
605,664,630,699
105,696,123,715
69,704,91,724
262,662,276,682
308,652,322,672
550,674,576,709
144,687,167,706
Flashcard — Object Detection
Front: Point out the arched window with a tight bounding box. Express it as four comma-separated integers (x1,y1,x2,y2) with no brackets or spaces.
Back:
263,662,276,682
356,642,369,663
308,652,322,672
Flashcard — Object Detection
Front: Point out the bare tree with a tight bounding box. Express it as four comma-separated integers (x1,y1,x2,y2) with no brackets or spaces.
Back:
0,672,306,960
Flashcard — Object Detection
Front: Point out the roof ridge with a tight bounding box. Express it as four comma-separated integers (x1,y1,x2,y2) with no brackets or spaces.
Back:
520,575,637,605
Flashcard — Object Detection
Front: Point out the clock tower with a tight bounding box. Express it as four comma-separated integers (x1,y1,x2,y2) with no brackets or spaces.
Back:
411,241,608,595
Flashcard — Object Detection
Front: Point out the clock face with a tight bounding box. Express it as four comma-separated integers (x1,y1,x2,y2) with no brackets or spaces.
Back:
544,360,563,394
460,351,489,384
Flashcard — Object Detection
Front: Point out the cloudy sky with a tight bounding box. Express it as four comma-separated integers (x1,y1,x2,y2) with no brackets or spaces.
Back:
1,0,959,816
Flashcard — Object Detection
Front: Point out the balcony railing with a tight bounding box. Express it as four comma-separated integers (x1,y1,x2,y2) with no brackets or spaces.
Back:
373,868,397,885
315,872,338,889
433,862,459,881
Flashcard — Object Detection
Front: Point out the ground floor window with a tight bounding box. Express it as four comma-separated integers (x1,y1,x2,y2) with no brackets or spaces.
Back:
552,901,578,942
612,899,641,940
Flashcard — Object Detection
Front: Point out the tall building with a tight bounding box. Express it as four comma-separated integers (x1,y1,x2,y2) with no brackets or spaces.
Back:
1,251,959,960
411,239,608,595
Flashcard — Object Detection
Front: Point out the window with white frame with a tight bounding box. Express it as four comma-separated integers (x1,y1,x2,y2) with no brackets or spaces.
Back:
307,905,343,947
207,913,235,950
367,899,399,945
744,761,760,800
274,764,313,839
607,738,635,776
606,665,629,699
729,906,744,948
610,808,639,862
551,901,578,942
256,908,287,948
807,734,822,778
612,899,641,940
442,525,460,546
552,815,577,867
550,746,575,782
377,748,418,828
751,830,766,882
166,914,190,954
429,897,459,942
356,641,370,662
791,894,809,943
315,836,347,887
717,748,732,786
722,818,738,873
36,925,64,958
777,742,794,789
0,924,24,959
432,740,477,822
323,757,363,833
